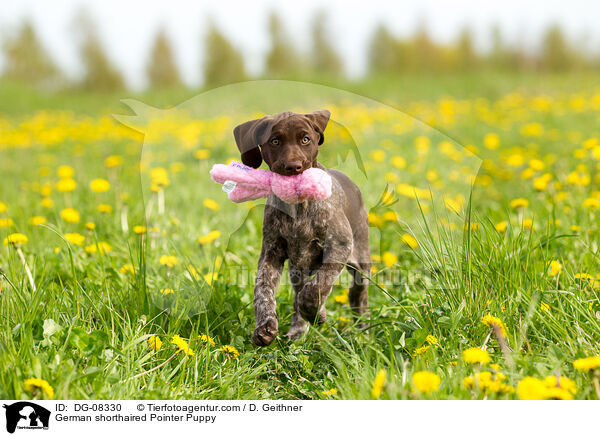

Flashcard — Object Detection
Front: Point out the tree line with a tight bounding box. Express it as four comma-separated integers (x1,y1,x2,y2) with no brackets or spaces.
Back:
2,11,598,92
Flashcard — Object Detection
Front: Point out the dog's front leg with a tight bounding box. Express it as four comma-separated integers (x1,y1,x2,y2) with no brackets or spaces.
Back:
298,232,352,324
252,245,285,346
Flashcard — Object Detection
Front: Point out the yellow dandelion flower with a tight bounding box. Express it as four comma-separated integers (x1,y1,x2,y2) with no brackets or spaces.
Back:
545,387,574,400
521,168,535,179
40,184,52,197
495,221,508,232
462,347,490,364
86,222,96,230
533,176,549,191
425,334,438,345
543,376,577,395
481,314,507,337
0,201,7,213
391,156,406,169
84,242,111,254
484,133,500,150
370,150,386,162
220,344,240,359
159,255,178,268
57,165,74,179
401,233,418,248
56,178,77,193
548,260,562,277
64,233,85,246
539,303,550,312
382,211,398,222
3,233,28,246
0,218,14,228
148,335,163,351
334,290,349,304
171,334,194,356
198,334,216,346
322,388,338,397
104,155,123,168
29,216,47,226
197,230,221,245
382,251,398,267
203,199,220,211
368,212,383,228
517,377,547,400
160,288,174,295
150,167,170,187
529,159,545,171
133,225,147,234
510,198,529,209
90,178,110,193
194,149,211,160
23,378,54,400
412,371,441,394
573,356,600,371
97,204,113,213
41,197,53,208
583,198,600,210
120,264,135,274
371,369,387,399
522,218,535,230
60,208,80,223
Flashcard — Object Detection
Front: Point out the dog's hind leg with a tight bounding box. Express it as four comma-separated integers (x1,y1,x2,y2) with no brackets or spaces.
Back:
347,226,370,326
285,264,310,340
347,261,370,326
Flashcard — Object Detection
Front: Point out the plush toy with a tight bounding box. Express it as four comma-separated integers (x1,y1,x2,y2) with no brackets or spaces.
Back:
210,160,332,204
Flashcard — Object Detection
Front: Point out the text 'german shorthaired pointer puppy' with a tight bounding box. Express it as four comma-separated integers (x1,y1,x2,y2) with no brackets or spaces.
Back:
233,110,371,346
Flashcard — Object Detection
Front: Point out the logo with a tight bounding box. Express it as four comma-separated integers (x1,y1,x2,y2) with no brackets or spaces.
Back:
2,402,50,434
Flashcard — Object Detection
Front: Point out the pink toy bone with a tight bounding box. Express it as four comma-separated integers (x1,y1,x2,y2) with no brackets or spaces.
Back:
210,160,332,204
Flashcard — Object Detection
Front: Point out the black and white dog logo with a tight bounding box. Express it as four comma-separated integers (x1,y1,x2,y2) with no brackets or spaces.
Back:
2,402,50,434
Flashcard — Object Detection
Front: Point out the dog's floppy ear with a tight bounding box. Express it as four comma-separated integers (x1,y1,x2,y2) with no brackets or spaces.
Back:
233,116,275,168
305,110,330,145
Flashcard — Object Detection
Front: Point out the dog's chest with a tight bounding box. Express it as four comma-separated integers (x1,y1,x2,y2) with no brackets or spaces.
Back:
270,198,334,268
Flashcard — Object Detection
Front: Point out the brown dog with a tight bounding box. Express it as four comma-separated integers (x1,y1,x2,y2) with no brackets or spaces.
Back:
233,110,370,346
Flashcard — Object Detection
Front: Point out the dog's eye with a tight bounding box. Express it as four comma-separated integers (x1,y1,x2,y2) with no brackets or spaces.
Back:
271,138,279,146
301,136,310,144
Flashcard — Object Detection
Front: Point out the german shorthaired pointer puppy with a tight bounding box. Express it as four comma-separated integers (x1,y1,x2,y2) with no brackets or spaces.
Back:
233,110,371,346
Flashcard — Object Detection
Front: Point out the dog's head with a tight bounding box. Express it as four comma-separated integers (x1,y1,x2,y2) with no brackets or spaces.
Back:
233,110,330,176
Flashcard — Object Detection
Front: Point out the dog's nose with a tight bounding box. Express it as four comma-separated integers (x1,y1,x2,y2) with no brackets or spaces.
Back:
285,161,303,174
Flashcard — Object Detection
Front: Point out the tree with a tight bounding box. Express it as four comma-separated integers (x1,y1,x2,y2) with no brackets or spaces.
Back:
368,24,400,74
75,11,125,91
203,23,246,87
264,12,301,77
410,21,440,71
310,11,343,76
540,25,572,71
147,28,182,88
1,20,61,87
456,27,477,71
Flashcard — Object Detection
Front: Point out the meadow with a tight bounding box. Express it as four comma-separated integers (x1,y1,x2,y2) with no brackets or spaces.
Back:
1,73,600,400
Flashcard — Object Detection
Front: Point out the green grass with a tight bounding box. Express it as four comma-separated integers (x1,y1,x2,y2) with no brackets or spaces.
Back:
1,74,600,400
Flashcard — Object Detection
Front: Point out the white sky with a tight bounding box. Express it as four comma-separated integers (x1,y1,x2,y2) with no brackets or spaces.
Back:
1,0,599,90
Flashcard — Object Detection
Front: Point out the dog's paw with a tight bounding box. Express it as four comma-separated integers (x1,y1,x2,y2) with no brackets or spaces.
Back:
252,318,278,346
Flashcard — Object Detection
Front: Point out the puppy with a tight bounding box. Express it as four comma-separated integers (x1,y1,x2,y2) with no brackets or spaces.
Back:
233,110,370,346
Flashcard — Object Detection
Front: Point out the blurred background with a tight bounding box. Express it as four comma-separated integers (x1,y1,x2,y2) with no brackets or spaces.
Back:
1,0,600,110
